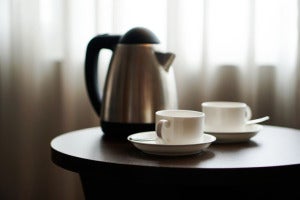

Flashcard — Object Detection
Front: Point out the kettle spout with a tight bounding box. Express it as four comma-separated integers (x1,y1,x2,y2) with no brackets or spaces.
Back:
155,52,176,72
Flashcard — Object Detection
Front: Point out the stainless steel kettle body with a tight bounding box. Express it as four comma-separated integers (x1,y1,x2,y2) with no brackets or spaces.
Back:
85,27,178,138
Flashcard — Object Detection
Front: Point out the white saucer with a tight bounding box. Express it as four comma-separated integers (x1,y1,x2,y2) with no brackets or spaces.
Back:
204,124,263,143
127,131,216,156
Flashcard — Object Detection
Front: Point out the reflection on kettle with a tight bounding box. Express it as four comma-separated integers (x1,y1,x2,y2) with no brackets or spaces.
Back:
85,27,178,138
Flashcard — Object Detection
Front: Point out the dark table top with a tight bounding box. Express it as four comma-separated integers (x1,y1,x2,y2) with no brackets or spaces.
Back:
51,125,300,186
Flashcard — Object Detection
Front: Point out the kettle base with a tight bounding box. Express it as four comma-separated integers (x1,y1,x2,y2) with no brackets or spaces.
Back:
101,121,155,139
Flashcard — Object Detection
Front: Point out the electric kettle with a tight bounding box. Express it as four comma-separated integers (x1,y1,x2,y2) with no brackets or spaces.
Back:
85,27,178,138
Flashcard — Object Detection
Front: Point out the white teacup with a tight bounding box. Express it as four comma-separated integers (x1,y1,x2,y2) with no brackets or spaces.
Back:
155,110,205,144
201,101,252,132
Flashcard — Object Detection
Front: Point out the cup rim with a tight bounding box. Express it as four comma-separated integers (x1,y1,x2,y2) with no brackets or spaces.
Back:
201,101,247,108
156,109,204,118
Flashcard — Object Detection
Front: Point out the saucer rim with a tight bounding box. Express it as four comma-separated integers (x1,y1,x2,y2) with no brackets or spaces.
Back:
204,124,263,143
204,124,263,134
127,131,216,146
127,131,216,156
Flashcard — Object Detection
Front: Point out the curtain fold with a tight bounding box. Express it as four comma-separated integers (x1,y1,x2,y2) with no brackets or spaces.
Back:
1,0,299,199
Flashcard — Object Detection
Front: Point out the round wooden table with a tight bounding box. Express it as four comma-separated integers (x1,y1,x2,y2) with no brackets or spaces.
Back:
51,125,300,199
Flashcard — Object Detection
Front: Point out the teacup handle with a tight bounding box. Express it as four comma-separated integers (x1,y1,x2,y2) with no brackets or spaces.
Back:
156,119,170,140
245,105,252,121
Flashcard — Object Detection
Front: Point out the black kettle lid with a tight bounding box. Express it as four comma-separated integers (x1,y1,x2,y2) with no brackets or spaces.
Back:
119,27,160,44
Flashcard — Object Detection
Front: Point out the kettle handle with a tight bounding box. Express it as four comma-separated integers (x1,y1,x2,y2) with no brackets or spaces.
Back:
84,34,121,116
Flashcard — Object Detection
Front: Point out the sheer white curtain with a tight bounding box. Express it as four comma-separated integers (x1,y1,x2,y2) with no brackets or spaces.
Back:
1,0,299,199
